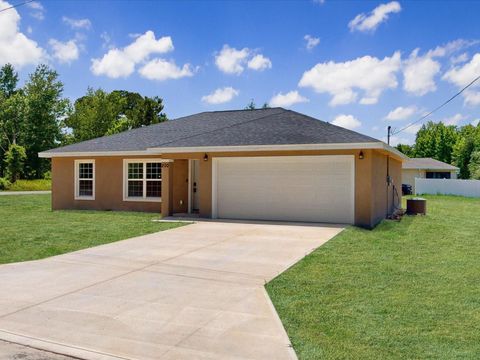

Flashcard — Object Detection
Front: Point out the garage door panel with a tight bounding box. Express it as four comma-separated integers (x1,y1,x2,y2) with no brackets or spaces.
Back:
213,156,354,224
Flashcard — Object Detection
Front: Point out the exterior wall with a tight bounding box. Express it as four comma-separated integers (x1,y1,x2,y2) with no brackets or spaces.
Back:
51,149,403,228
52,156,163,212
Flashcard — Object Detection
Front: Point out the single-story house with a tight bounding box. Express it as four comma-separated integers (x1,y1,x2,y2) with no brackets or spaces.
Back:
402,157,459,193
39,108,407,228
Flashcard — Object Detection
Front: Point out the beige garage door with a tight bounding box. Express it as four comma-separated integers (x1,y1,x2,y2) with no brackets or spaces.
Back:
212,155,355,224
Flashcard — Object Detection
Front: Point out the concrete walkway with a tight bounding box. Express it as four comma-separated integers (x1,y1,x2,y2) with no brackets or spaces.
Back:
0,191,51,195
0,221,343,360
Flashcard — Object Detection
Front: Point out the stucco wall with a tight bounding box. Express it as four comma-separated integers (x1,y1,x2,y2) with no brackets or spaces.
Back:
50,149,403,228
52,156,162,212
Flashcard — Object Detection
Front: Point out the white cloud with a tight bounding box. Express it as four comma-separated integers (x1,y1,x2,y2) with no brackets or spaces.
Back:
442,113,466,126
451,52,469,64
348,1,401,33
215,45,271,74
299,52,401,106
27,1,44,20
0,0,45,68
386,106,418,121
313,0,325,4
247,54,272,71
201,87,239,104
138,58,194,81
403,123,422,135
215,45,250,74
387,135,413,146
403,48,441,96
472,119,479,126
304,35,320,50
331,114,361,130
62,16,91,30
91,31,174,78
269,91,309,107
49,39,79,64
443,53,480,106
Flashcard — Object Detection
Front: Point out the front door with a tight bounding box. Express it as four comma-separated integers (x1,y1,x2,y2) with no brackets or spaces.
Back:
191,160,200,212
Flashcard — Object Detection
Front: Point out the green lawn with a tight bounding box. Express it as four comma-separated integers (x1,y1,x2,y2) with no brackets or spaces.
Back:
0,194,183,264
267,195,480,359
2,179,52,191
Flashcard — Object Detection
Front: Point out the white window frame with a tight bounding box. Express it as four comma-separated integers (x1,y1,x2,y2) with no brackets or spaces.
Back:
122,159,170,202
74,159,95,200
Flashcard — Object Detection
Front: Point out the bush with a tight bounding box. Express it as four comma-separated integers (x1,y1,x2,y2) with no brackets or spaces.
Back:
0,177,11,190
5,143,27,182
43,170,51,180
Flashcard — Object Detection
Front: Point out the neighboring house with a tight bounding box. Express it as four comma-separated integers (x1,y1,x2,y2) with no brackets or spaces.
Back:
402,157,459,193
39,108,406,228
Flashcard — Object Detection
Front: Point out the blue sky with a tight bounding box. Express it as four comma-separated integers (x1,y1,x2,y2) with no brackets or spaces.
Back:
1,0,480,145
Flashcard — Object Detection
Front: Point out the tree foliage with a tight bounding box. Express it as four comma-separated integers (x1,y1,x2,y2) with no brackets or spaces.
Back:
5,143,26,182
64,88,167,143
395,120,480,179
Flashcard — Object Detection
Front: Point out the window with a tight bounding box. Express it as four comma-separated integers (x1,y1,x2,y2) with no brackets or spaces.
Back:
123,159,165,202
75,160,95,200
426,171,451,179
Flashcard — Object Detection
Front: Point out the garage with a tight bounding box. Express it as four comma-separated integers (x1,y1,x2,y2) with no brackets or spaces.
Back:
212,155,355,224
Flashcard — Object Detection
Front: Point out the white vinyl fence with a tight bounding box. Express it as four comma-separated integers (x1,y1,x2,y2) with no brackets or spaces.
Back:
415,178,480,197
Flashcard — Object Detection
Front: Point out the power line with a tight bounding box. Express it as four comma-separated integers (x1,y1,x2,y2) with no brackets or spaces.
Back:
392,74,480,136
0,0,34,14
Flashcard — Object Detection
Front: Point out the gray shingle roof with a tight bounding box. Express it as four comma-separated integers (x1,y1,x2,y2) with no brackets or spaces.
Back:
44,108,380,154
403,158,459,170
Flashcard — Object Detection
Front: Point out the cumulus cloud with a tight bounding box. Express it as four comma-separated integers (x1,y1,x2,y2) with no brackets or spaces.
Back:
442,113,466,126
403,49,441,96
299,52,401,106
247,54,272,71
443,53,480,106
201,87,239,104
215,45,271,74
331,114,361,130
269,91,309,107
304,35,320,50
215,45,249,74
348,1,401,33
0,0,45,68
62,16,91,30
138,58,194,81
27,1,44,20
91,31,174,78
49,39,79,64
386,106,418,121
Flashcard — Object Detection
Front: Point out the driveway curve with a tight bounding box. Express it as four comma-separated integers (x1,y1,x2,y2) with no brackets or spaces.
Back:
0,220,343,360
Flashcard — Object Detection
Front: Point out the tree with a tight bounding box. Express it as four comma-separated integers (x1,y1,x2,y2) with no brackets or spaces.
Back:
245,100,256,110
468,151,480,180
395,143,414,157
0,63,18,98
64,88,167,142
4,143,26,182
413,122,457,163
23,64,69,178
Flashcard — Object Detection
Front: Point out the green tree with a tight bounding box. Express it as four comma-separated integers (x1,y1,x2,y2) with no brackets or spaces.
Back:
23,64,69,178
4,143,27,182
413,122,457,163
468,151,480,180
452,125,477,179
64,88,167,142
0,63,18,98
245,99,256,110
396,143,414,157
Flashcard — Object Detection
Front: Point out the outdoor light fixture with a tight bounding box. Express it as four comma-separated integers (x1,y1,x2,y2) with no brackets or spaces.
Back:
203,153,209,161
359,151,364,160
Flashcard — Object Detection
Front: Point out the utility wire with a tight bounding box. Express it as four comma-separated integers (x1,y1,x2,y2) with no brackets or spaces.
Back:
0,0,34,14
392,74,480,135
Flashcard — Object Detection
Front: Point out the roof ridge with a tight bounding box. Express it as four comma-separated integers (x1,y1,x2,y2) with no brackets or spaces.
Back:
199,107,284,114
152,108,287,148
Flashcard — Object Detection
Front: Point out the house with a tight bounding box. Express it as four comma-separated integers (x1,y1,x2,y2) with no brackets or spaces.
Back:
402,157,459,193
39,108,407,228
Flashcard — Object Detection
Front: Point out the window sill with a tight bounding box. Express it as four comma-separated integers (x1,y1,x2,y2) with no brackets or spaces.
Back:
123,197,162,203
75,196,95,201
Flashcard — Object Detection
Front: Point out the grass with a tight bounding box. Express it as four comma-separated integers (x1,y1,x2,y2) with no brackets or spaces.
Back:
266,195,480,359
2,179,52,191
0,194,184,264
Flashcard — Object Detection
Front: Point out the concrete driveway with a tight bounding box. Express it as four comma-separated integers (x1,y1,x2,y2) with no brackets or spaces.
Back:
0,221,343,360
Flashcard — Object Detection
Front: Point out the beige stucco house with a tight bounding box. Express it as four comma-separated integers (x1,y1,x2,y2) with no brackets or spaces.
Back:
402,157,459,193
40,108,406,228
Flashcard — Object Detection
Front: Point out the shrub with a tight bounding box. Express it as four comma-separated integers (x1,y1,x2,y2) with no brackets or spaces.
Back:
5,143,27,182
43,170,52,180
0,177,11,190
